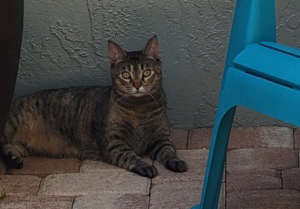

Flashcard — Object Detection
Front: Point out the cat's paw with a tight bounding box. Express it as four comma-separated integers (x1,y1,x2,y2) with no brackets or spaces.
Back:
5,154,24,169
11,156,24,169
165,158,187,173
131,165,158,178
10,156,24,169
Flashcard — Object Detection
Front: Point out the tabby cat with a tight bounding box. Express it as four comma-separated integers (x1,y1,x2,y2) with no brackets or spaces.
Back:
0,36,187,178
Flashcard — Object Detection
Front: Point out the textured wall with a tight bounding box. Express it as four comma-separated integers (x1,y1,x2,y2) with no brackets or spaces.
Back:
16,0,300,129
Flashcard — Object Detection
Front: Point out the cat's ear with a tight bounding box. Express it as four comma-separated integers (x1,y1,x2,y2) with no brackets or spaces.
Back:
108,41,127,64
142,35,159,60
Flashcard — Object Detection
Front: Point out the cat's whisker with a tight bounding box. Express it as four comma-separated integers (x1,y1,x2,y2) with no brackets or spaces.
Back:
116,95,125,104
116,94,129,106
146,92,159,106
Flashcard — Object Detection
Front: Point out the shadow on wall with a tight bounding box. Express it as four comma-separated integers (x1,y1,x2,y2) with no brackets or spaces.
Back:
0,0,24,137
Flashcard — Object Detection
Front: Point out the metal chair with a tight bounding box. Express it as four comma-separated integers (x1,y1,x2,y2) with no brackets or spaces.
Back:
192,0,300,208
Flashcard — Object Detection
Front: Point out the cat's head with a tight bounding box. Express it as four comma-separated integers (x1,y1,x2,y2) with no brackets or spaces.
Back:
108,36,162,98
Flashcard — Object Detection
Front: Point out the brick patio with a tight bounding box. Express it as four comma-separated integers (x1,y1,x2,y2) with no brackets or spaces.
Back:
1,126,300,209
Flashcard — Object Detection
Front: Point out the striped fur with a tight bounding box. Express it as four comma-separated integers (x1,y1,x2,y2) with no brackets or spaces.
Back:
0,36,187,178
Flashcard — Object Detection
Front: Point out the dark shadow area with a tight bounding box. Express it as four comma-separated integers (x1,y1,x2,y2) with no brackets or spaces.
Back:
0,0,24,137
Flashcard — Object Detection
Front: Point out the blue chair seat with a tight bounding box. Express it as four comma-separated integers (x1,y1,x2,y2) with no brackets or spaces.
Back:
262,42,300,58
234,42,300,89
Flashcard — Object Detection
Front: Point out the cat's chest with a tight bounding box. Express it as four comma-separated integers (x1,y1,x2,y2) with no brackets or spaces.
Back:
125,112,156,136
110,105,163,133
131,111,151,126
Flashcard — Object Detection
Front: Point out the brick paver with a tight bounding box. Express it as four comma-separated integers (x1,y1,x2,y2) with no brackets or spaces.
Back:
80,159,123,173
227,148,298,171
7,157,81,177
227,190,300,209
73,194,149,209
150,181,201,209
39,171,150,196
150,181,225,209
0,196,74,209
226,168,282,193
80,157,152,173
188,128,212,149
228,126,294,149
0,175,41,196
189,126,293,150
282,168,300,190
170,129,188,150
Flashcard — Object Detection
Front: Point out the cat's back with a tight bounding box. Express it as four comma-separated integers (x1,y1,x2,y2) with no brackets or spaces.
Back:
9,86,112,124
12,86,111,107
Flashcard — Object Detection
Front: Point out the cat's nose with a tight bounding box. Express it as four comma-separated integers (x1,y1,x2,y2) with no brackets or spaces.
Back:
133,81,142,90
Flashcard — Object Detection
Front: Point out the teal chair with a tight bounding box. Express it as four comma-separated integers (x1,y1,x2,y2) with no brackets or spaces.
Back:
192,0,300,208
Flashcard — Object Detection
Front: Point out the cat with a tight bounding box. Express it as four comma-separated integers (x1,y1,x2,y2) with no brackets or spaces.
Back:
0,36,187,178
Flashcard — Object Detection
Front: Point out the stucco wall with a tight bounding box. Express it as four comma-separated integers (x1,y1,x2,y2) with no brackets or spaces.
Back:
16,0,300,129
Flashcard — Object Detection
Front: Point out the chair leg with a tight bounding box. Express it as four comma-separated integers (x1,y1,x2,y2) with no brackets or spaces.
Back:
192,106,236,209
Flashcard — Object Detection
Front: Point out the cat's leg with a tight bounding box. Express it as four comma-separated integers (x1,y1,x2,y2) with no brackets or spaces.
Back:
105,142,158,178
149,140,187,172
1,142,29,168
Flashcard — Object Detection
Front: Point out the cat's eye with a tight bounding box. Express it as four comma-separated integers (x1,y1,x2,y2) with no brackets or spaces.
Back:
122,72,131,79
143,70,151,77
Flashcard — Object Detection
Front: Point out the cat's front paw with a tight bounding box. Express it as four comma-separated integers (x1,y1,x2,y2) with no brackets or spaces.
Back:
12,156,24,169
131,165,158,178
5,154,24,169
165,158,187,173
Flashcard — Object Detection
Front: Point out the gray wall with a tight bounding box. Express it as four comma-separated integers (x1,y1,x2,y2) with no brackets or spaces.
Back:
16,0,300,129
